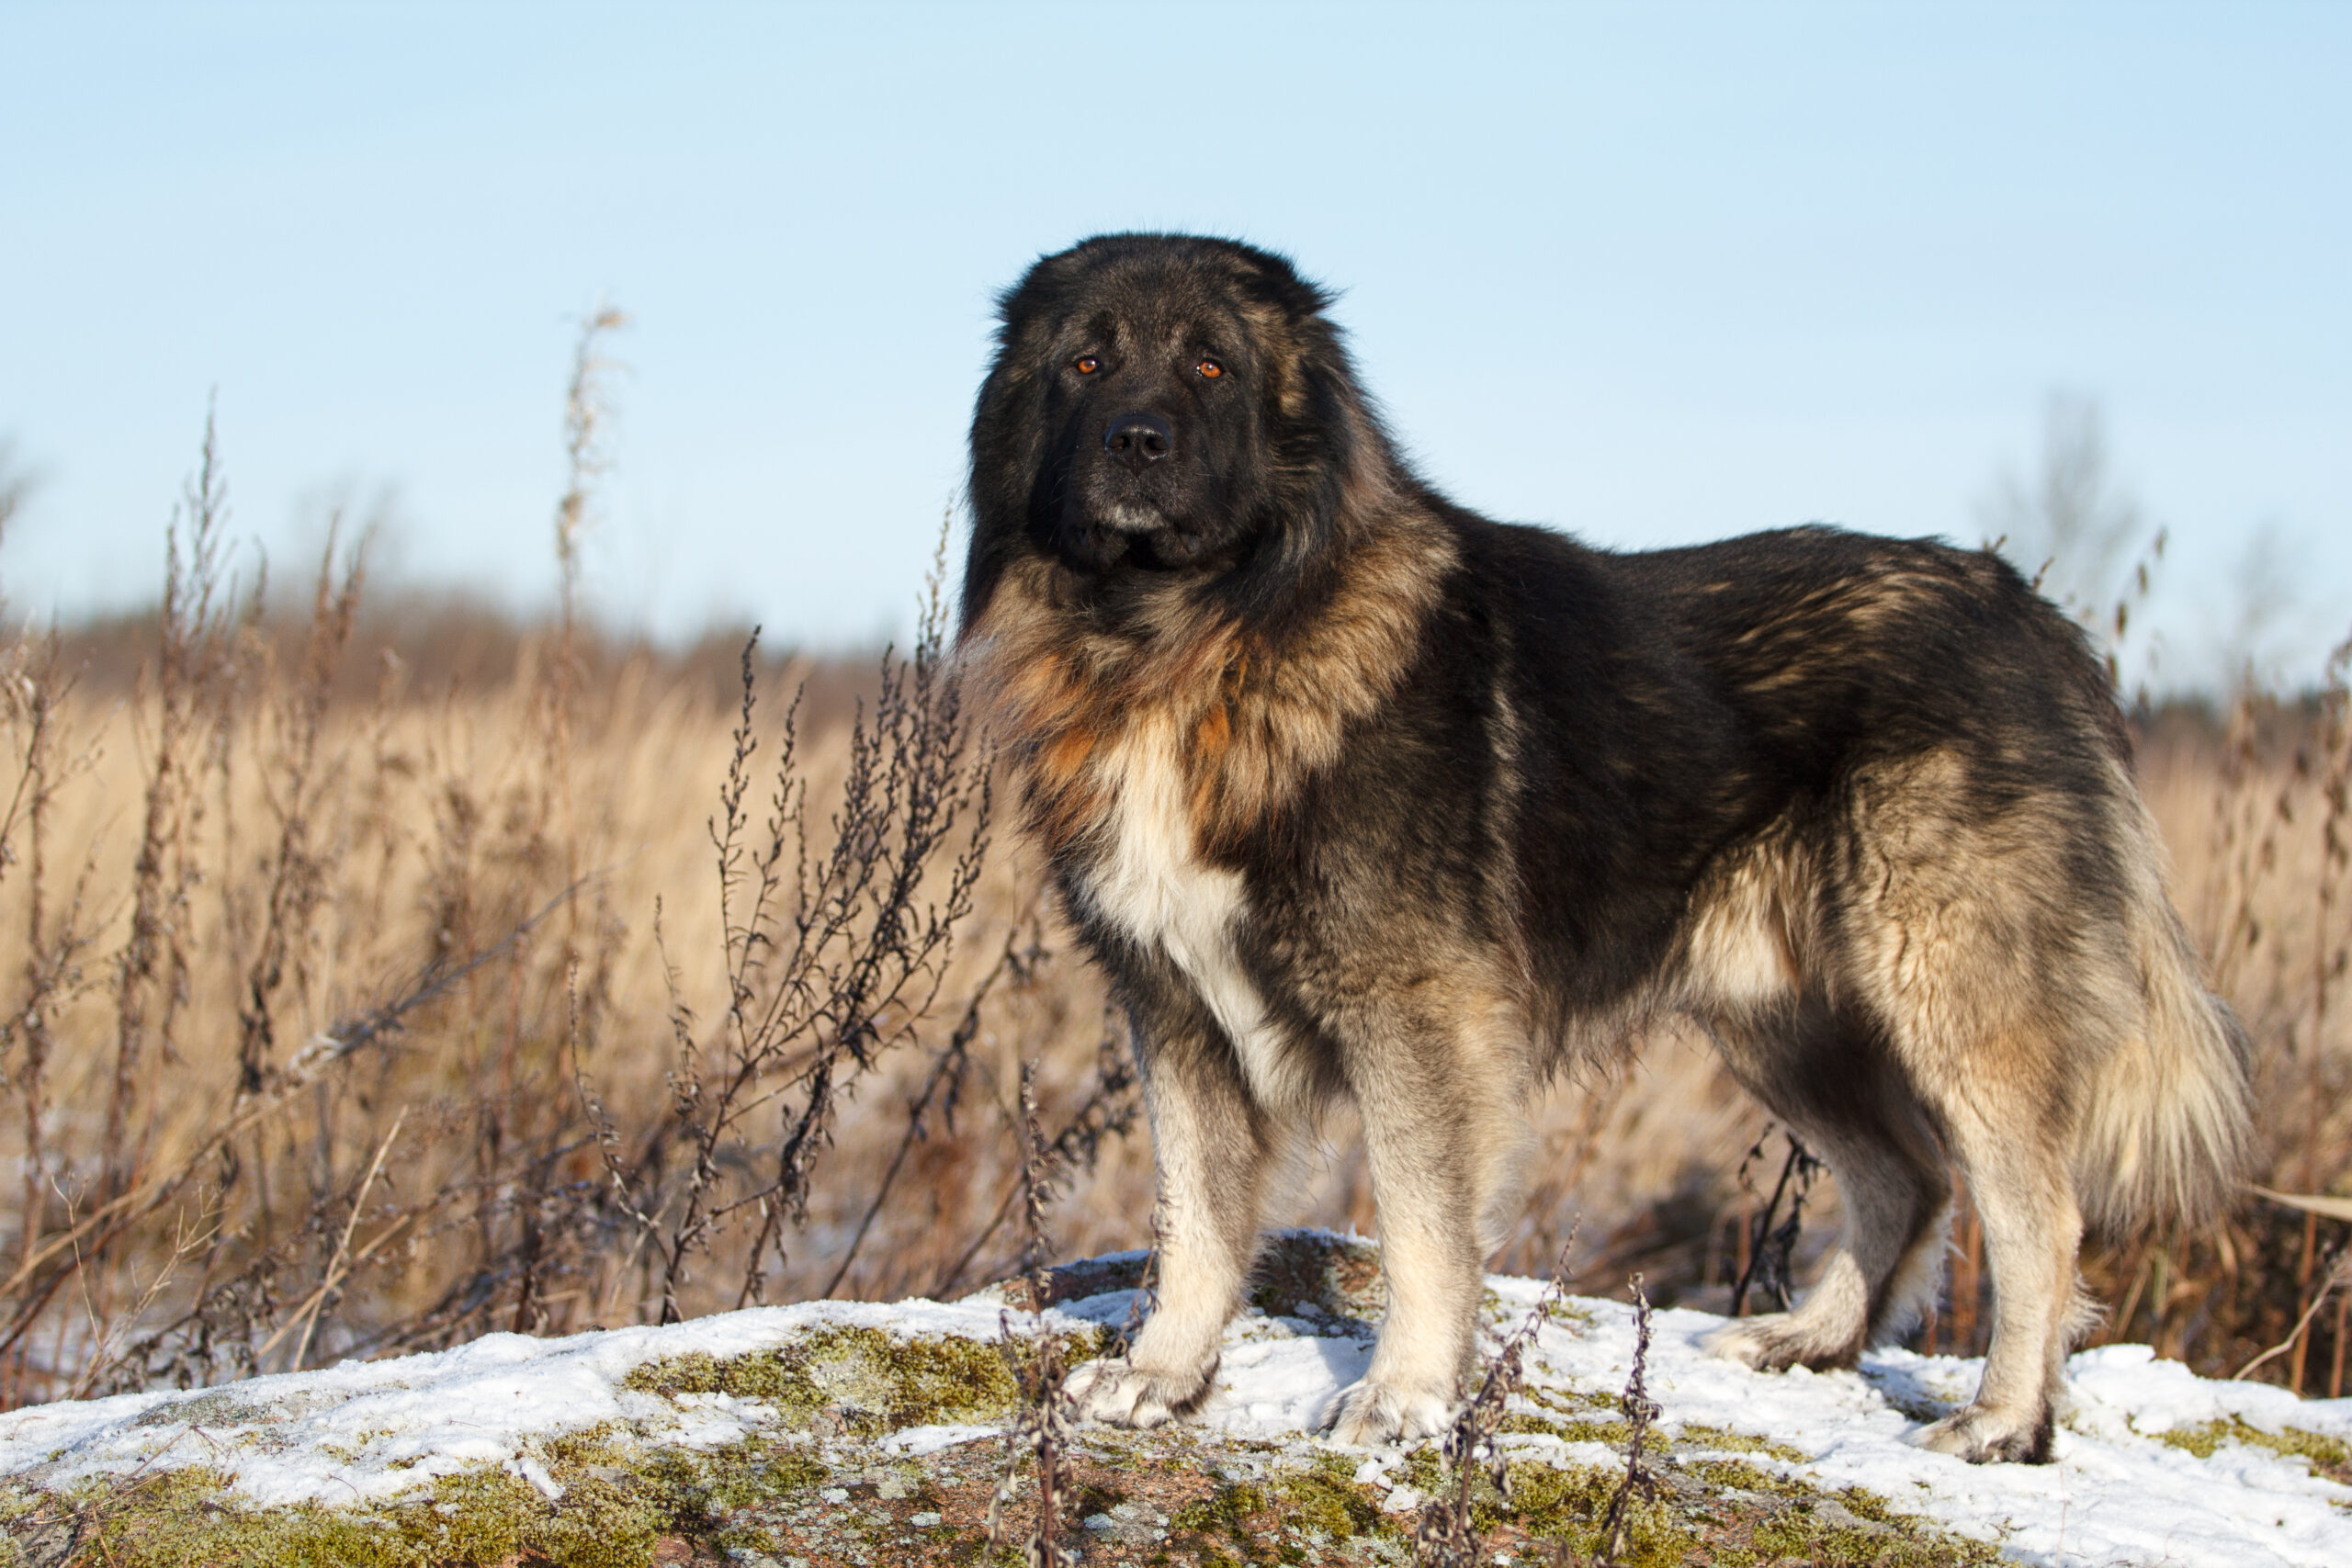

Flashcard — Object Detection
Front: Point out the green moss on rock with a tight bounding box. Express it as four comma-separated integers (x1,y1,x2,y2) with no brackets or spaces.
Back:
1169,1477,1273,1559
17,1394,861,1568
1683,1455,1813,1498
1385,1427,2003,1568
1672,1421,1810,1464
1274,1454,1390,1540
620,1323,1100,1436
2155,1415,2352,1479
39,1461,667,1568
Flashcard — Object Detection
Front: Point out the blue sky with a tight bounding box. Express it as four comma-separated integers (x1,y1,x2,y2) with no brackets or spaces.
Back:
4,1,2347,687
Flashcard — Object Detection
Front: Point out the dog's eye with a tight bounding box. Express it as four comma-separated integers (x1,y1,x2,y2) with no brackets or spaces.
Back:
1196,357,1226,379
1074,355,1100,375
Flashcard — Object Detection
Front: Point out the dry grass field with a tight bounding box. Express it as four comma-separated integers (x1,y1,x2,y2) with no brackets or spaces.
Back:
0,389,2344,1420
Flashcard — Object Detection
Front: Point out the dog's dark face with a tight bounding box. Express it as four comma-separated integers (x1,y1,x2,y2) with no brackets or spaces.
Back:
1042,286,1257,574
965,234,1365,626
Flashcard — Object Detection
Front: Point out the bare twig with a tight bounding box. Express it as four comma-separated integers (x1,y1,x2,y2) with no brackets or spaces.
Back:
819,931,1019,1298
927,1021,1141,1302
262,1108,406,1371
2234,1246,2352,1382
1415,1235,1578,1568
1731,1129,1822,1317
1595,1275,1663,1568
108,403,242,1201
987,1061,1076,1568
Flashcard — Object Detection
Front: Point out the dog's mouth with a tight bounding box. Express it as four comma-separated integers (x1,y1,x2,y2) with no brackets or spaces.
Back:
1056,448,1240,575
1096,500,1169,535
1059,513,1203,573
1058,484,1217,572
1127,526,1219,571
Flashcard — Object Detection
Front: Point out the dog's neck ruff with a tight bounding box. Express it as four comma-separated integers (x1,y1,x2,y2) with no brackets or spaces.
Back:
962,510,1455,1102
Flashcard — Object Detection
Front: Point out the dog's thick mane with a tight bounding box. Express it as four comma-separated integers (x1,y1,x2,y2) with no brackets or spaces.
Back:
961,490,1455,863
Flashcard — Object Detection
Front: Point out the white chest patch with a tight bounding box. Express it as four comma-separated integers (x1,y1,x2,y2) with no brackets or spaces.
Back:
1079,723,1298,1108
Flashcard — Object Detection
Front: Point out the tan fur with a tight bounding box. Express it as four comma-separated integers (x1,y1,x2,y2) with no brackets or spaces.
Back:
2072,774,2253,1233
963,502,1456,865
1678,832,1809,1013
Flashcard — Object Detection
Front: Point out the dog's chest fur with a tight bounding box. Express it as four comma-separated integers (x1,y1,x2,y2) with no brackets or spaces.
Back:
1074,719,1303,1109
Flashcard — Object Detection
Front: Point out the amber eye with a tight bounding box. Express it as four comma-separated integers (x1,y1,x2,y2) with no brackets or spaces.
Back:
1074,355,1100,374
1196,357,1226,379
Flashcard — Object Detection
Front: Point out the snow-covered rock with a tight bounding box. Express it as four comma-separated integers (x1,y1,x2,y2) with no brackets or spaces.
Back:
0,1231,2345,1566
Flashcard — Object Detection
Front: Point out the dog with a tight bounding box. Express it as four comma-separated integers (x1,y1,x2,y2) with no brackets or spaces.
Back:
956,232,2251,1463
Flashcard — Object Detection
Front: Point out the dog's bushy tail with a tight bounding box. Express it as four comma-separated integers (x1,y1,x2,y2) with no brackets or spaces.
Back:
2073,807,2254,1237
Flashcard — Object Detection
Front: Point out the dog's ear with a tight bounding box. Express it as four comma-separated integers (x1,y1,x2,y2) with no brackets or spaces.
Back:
964,319,1057,636
1272,310,1397,530
1219,241,1336,322
1207,313,1405,642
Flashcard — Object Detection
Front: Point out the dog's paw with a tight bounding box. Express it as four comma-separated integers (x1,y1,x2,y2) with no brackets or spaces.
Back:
1065,1356,1216,1429
1913,1404,2053,1465
1318,1378,1456,1447
1702,1314,1856,1373
1703,1314,1802,1371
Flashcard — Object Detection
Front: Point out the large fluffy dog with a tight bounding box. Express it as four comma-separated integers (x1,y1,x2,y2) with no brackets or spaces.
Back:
957,233,2250,1463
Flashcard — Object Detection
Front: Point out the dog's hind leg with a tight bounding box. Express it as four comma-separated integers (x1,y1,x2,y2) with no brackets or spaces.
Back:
1910,1087,2082,1463
1705,1008,1953,1374
1068,1014,1282,1428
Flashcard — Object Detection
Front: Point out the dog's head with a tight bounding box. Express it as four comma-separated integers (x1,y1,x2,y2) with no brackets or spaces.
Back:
964,234,1384,628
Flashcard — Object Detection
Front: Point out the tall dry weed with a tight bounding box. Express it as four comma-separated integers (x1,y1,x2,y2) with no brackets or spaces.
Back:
0,331,1126,1407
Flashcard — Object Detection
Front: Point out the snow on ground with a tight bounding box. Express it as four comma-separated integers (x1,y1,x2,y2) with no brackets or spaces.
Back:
3,1236,2349,1566
0,1295,1022,1509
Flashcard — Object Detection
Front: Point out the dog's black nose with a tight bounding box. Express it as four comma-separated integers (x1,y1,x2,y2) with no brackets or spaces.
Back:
1104,412,1174,465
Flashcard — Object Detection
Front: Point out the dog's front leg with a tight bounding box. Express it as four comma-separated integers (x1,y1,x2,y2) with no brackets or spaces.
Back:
1068,1013,1277,1428
1322,1109,1484,1443
1324,998,1528,1446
